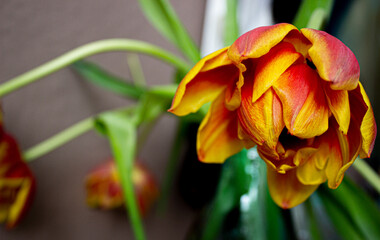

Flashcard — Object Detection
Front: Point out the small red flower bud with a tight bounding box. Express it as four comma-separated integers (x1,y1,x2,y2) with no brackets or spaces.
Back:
85,160,159,216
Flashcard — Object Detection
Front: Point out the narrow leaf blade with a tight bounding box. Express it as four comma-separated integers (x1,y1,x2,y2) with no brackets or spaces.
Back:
72,60,146,99
293,0,334,29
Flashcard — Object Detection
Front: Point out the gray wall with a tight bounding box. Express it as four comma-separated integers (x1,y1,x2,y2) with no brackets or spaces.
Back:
0,1,205,239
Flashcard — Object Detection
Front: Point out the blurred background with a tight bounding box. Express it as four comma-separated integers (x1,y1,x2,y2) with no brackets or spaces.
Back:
0,0,379,239
0,1,204,239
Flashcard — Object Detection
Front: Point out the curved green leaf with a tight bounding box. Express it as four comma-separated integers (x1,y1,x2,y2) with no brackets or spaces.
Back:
318,178,380,240
95,112,145,240
72,60,146,99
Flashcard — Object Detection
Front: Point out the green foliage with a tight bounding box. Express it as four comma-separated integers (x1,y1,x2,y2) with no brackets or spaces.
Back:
198,148,269,240
318,178,380,240
95,112,145,240
72,60,146,99
137,0,200,63
266,190,287,240
293,0,334,29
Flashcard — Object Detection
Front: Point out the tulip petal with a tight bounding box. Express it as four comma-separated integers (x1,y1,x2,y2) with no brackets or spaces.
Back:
296,147,327,185
0,133,35,229
169,47,238,116
226,23,297,110
228,23,297,62
324,86,350,134
251,42,301,102
237,122,256,149
349,83,377,158
283,29,312,58
319,119,361,189
259,146,296,174
273,64,329,138
5,178,34,228
238,86,284,149
267,168,319,209
197,92,245,163
301,28,360,90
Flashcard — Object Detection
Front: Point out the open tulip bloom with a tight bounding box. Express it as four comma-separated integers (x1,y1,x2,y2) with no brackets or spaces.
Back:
169,23,376,209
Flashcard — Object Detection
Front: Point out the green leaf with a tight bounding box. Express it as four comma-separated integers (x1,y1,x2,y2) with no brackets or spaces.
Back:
317,191,364,240
224,0,239,46
200,150,249,240
173,68,187,84
134,92,170,126
266,189,287,240
304,198,323,240
137,0,201,63
95,112,145,240
293,0,334,29
72,60,146,99
199,148,267,240
318,177,380,240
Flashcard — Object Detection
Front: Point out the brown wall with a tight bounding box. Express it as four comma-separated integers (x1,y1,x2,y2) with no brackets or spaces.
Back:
0,1,205,239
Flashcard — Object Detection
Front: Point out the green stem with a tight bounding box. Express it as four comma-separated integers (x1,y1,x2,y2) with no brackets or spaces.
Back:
306,8,327,30
23,107,136,162
23,117,94,162
353,158,380,194
0,39,190,97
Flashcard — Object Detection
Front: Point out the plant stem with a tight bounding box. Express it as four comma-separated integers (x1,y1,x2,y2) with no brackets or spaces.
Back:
353,158,380,194
23,117,94,162
23,106,136,162
0,39,190,97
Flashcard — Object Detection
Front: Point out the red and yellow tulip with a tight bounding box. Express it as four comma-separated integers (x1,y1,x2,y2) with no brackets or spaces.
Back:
0,132,35,229
85,160,159,216
169,23,376,208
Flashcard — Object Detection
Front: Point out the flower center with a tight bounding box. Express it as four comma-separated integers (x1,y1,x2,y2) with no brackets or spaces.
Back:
306,58,316,70
278,128,312,150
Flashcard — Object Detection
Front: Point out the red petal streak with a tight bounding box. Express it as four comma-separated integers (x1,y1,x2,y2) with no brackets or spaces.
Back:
324,86,350,134
238,87,285,149
251,42,301,102
197,93,245,163
226,23,297,110
169,47,238,116
0,133,35,229
228,23,297,63
301,28,360,90
273,64,329,138
348,83,377,158
320,120,361,189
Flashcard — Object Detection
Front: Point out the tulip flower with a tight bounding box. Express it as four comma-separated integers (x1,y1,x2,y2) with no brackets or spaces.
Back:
85,160,159,216
169,23,376,208
0,132,36,229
